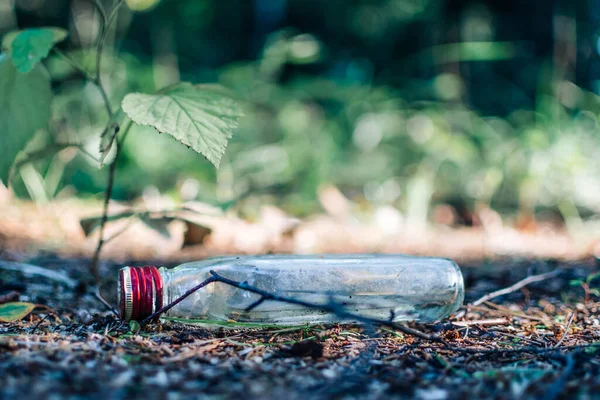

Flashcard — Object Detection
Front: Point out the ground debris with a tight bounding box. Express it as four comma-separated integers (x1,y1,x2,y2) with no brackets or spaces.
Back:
0,257,599,399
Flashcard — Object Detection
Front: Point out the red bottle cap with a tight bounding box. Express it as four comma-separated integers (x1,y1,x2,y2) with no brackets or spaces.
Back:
118,266,163,322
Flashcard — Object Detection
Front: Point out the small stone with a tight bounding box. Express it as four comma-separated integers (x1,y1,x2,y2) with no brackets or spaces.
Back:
322,368,336,379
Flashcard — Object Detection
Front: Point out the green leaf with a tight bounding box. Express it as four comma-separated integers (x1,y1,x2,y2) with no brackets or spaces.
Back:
129,320,141,333
1,27,67,52
122,83,244,168
586,271,600,285
3,27,68,73
0,302,36,322
0,56,52,184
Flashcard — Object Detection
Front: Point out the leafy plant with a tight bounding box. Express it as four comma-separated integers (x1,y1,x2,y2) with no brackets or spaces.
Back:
0,0,243,282
569,271,600,303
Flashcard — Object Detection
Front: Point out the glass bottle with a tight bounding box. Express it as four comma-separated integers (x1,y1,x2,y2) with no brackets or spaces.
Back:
118,254,464,325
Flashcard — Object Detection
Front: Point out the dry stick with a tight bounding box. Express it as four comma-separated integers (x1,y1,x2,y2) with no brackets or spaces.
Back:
471,269,562,307
95,286,119,316
141,269,443,343
31,313,53,335
451,270,562,321
141,276,218,324
555,311,576,348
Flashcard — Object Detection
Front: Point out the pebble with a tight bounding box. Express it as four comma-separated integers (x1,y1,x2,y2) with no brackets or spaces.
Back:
322,368,337,379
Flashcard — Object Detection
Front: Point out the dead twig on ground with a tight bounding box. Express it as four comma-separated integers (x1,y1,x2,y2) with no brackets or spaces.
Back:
554,311,576,348
471,269,562,307
31,313,53,334
95,286,119,317
452,318,509,326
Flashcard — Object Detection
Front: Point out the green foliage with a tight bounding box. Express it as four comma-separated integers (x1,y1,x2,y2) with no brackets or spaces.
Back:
3,28,67,73
0,302,36,322
5,0,600,228
128,319,141,333
0,56,52,184
122,84,244,168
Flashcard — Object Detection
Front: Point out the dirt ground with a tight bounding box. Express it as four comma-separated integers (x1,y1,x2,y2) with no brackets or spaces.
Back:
1,253,599,400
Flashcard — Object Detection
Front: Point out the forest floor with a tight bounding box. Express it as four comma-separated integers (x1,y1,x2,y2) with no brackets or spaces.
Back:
1,255,600,399
1,199,600,399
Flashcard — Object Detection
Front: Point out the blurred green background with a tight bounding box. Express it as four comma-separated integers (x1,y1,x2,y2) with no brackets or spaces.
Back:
3,0,600,229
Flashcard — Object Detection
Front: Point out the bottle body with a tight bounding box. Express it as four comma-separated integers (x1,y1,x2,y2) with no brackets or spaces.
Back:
159,254,464,325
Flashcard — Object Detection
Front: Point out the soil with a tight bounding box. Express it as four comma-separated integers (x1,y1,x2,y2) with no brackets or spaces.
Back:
1,254,599,400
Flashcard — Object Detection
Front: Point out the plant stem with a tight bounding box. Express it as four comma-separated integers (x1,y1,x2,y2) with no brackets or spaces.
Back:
90,121,131,283
89,0,126,283
93,0,125,119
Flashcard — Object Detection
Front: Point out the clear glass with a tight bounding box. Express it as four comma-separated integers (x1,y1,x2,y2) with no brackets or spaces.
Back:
159,254,464,325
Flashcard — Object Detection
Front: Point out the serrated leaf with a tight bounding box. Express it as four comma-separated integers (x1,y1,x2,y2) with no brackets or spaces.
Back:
0,56,52,184
122,83,244,168
0,302,36,322
3,28,68,73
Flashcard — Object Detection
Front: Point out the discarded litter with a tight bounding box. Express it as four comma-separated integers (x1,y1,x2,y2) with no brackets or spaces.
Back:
118,254,464,325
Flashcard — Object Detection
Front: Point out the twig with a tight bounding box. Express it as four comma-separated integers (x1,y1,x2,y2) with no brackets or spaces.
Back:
472,303,551,323
555,311,576,348
452,318,509,327
31,313,53,334
471,269,562,306
141,276,218,324
95,286,119,316
140,269,444,343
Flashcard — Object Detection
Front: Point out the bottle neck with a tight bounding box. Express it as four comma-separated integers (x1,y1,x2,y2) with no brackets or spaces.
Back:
159,267,172,311
155,263,216,318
